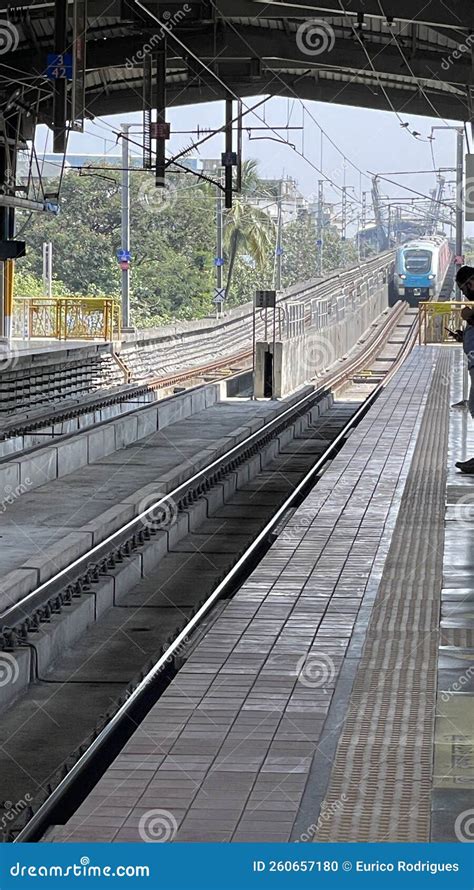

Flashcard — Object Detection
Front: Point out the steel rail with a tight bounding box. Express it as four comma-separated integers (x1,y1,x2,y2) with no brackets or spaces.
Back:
15,303,414,843
2,253,393,439
1,301,407,632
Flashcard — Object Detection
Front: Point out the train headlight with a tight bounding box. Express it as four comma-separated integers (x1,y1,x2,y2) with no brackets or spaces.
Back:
399,274,406,279
428,274,435,279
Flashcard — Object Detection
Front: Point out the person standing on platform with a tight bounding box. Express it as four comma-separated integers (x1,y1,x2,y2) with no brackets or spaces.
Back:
453,265,474,473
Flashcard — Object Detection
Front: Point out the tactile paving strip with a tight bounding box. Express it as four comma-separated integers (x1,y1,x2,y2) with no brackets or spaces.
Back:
314,352,451,842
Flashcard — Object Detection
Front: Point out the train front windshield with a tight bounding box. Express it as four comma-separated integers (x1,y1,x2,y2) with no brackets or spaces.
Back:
404,249,432,274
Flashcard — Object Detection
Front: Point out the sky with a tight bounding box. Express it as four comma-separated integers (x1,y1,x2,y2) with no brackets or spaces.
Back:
35,95,469,235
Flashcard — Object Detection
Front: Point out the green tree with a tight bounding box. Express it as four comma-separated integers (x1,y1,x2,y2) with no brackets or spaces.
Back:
15,160,357,327
16,167,215,323
14,269,69,297
224,160,275,300
17,171,121,294
129,171,214,322
281,216,358,287
225,252,274,308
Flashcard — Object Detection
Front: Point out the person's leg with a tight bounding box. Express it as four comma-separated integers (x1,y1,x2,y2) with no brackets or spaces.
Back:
469,367,474,417
456,366,474,472
452,358,469,407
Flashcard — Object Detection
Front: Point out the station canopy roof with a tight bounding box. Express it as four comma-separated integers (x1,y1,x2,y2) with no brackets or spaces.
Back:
1,1,473,130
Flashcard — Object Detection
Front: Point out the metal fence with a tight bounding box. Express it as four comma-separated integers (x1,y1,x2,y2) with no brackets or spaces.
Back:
418,301,467,345
311,298,329,330
12,297,121,341
281,301,305,339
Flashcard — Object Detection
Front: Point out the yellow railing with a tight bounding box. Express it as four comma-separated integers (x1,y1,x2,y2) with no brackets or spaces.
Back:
418,301,468,345
12,297,121,341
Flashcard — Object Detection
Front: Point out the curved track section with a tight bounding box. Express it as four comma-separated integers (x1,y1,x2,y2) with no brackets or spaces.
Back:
2,302,416,843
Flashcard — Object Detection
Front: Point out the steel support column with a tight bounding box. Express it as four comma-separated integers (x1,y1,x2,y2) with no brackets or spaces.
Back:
121,123,130,329
155,42,167,184
456,127,464,260
53,0,68,152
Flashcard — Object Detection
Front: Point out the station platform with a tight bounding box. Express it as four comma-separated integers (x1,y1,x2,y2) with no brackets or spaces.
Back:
48,345,473,844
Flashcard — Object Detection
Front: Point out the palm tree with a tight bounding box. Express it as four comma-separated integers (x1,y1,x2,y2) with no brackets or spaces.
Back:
224,160,275,299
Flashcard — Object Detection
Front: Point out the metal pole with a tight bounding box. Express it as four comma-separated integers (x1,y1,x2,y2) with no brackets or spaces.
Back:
341,186,347,266
216,171,223,294
155,42,167,184
236,99,243,193
121,123,130,329
456,127,464,261
361,191,367,259
42,243,47,296
252,300,256,400
53,0,68,152
225,97,233,210
275,183,282,291
48,242,53,296
317,179,324,276
272,303,277,400
43,242,52,297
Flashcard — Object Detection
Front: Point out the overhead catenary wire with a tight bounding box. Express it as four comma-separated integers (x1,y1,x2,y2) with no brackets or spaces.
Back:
132,0,364,206
334,0,433,143
369,171,456,209
17,3,402,213
3,2,459,205
375,0,450,128
59,111,457,226
90,98,364,208
19,1,454,224
207,0,372,194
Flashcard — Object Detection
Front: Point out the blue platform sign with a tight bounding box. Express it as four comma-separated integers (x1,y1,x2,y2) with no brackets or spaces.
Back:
46,53,73,80
214,257,225,267
44,200,60,214
116,249,131,261
276,246,284,256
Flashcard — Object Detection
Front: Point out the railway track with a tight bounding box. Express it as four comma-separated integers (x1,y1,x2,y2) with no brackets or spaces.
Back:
1,252,393,444
1,303,414,843
0,302,408,636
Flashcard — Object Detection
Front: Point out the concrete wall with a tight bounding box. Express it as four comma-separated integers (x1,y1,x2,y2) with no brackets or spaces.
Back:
0,386,333,712
0,381,221,503
255,273,390,398
120,253,394,382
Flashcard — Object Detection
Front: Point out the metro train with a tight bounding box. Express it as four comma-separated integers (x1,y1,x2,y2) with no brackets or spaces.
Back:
394,236,452,306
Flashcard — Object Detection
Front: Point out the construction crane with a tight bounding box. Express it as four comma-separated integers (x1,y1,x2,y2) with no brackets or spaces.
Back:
371,175,388,249
424,176,445,235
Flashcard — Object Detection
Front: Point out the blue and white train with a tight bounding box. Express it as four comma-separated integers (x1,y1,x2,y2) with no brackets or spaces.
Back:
394,236,452,306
